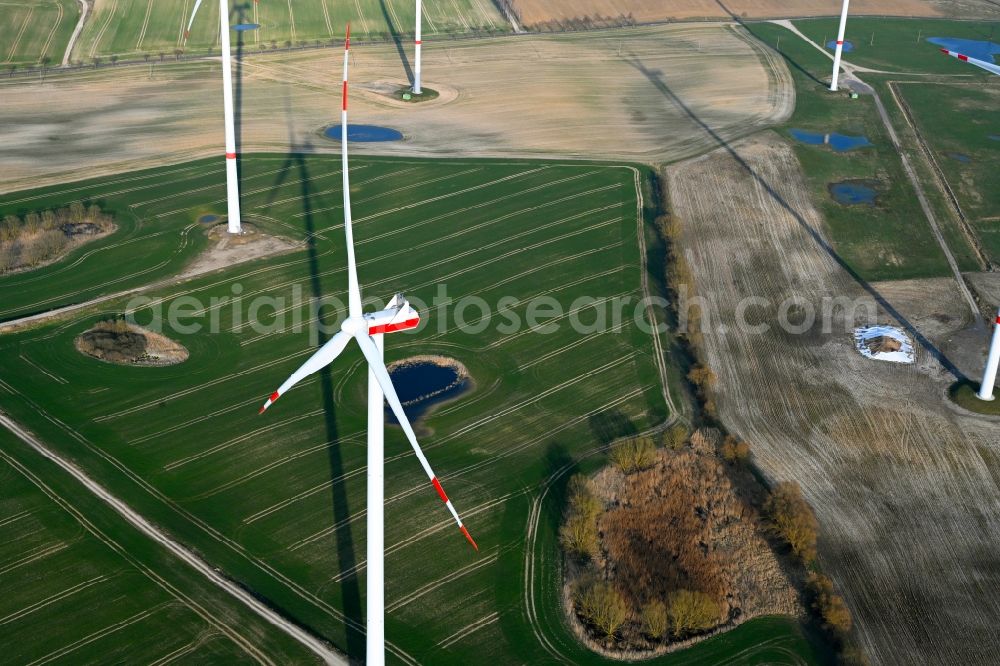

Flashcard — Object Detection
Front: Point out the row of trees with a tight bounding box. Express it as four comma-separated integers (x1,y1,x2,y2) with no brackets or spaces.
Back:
574,579,723,642
0,203,113,272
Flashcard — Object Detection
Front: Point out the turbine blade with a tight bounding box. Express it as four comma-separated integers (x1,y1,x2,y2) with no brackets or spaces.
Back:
259,330,352,413
939,48,1000,76
354,332,478,551
184,0,205,42
341,24,363,320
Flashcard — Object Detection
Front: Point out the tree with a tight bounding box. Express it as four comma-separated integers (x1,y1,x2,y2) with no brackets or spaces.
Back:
807,573,852,637
666,589,721,638
110,54,119,65
560,513,598,559
641,599,668,640
69,201,85,223
764,482,818,562
663,424,688,450
720,435,750,464
610,436,656,473
7,63,16,77
576,581,628,638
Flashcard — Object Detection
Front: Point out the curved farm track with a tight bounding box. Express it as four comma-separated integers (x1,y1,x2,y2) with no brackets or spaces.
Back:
668,132,1000,665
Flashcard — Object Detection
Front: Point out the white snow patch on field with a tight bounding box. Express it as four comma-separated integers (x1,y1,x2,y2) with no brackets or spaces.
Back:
854,325,914,364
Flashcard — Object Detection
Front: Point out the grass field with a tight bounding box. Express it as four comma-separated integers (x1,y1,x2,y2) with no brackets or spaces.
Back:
0,153,826,663
0,426,319,664
1,0,78,67
72,0,507,63
744,20,981,281
893,81,1000,263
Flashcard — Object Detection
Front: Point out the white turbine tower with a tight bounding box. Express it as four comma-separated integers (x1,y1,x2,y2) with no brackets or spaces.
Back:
413,0,423,94
829,0,851,91
977,309,1000,401
259,26,478,665
185,0,242,234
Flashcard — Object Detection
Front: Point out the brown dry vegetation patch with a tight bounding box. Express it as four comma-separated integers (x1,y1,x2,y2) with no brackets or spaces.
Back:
1,204,115,273
180,222,299,278
667,131,1000,664
511,0,942,27
76,319,188,366
563,430,801,655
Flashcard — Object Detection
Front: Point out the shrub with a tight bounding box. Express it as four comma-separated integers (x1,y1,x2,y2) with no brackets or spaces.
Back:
560,512,598,559
764,482,818,562
640,599,668,640
720,435,751,464
559,474,600,559
576,581,628,638
666,589,721,638
663,424,688,450
807,573,852,638
610,436,657,474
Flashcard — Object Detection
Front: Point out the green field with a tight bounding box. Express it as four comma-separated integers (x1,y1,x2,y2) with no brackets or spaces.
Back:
894,82,1000,263
744,21,981,281
1,0,78,67
0,154,823,663
0,426,318,664
791,17,1000,75
73,0,507,63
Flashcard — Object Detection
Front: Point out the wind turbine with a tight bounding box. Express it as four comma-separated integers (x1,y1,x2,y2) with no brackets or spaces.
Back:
829,0,851,91
414,0,423,94
258,26,478,664
976,310,1000,401
938,47,1000,76
184,0,242,234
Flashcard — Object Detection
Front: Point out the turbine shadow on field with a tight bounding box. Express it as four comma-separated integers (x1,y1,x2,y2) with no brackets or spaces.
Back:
233,2,249,187
626,56,965,381
377,0,414,86
261,101,365,659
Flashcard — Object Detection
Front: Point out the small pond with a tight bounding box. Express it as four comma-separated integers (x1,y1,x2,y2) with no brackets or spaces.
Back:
233,23,260,31
946,152,972,164
325,124,404,142
927,37,1000,63
829,180,878,206
386,357,470,424
790,128,871,152
198,214,219,224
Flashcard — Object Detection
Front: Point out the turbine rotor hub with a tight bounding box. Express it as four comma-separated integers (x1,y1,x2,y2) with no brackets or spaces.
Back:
341,316,364,335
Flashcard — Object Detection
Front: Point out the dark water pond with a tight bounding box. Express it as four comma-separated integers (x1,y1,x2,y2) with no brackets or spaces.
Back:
233,23,260,31
829,180,878,206
989,135,1000,142
198,214,219,224
790,128,871,152
324,124,404,142
386,360,469,424
825,40,854,52
946,152,972,164
928,37,1000,62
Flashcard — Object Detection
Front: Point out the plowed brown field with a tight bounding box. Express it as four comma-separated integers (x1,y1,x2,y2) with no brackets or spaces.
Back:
0,23,792,193
668,132,1000,665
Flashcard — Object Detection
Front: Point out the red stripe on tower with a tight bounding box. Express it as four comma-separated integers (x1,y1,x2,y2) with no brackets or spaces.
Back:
415,40,422,45
225,152,237,159
837,40,844,45
995,315,1000,325
431,477,449,503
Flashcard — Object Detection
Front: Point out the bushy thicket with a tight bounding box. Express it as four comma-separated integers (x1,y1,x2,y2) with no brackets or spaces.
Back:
559,475,601,559
806,573,853,639
609,436,657,474
764,482,819,563
575,580,629,638
77,316,147,363
0,203,113,272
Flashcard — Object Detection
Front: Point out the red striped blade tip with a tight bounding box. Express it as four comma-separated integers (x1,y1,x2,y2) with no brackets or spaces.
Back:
345,23,351,48
460,525,479,551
